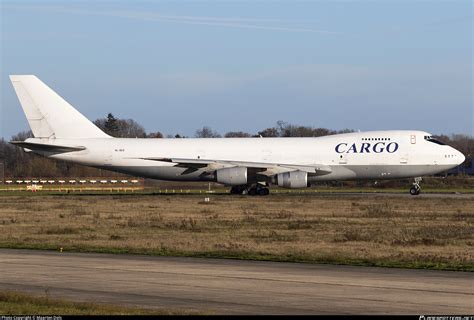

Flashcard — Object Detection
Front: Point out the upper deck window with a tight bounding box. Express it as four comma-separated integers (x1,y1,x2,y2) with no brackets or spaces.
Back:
362,137,391,141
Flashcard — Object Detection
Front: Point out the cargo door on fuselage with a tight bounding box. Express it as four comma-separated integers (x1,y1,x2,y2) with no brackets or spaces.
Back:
400,134,414,164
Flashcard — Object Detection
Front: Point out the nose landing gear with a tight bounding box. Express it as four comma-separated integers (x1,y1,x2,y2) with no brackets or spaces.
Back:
409,177,422,195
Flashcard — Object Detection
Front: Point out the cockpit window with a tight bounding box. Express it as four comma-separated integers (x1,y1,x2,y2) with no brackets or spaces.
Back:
426,138,446,145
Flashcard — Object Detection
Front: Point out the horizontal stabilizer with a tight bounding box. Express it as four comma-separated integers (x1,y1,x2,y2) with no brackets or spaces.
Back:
10,141,86,153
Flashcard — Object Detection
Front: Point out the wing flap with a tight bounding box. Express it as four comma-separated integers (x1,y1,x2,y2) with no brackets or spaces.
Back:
141,157,331,176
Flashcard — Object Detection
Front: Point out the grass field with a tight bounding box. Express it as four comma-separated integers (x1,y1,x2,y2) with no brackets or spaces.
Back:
0,193,472,271
0,290,189,315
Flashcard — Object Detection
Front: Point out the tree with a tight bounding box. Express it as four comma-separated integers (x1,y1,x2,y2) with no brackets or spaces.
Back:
337,128,355,134
280,125,315,137
224,131,251,138
104,113,119,136
94,114,146,138
311,128,335,137
195,126,221,138
12,131,34,141
257,127,279,137
116,119,146,138
171,134,187,138
147,131,164,138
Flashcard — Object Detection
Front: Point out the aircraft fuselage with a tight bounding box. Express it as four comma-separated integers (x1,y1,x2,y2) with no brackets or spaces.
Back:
26,130,464,183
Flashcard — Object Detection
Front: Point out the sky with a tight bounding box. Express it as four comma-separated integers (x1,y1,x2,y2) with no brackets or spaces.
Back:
1,0,472,139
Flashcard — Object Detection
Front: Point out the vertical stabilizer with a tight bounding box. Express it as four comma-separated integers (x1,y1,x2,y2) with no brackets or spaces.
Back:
9,75,110,139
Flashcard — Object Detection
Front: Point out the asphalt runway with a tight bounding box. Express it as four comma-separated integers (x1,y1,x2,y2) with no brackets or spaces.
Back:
298,192,474,199
1,249,472,314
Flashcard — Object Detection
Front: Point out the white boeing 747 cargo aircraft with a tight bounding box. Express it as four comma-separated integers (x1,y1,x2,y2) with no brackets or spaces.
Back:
9,75,465,195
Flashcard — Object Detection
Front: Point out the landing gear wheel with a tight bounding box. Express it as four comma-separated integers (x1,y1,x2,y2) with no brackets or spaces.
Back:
248,187,257,196
410,177,422,196
230,186,246,195
409,186,420,196
232,183,270,196
258,187,270,196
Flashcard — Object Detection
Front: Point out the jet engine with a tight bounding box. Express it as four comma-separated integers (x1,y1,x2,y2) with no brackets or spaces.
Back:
216,167,247,185
277,170,308,188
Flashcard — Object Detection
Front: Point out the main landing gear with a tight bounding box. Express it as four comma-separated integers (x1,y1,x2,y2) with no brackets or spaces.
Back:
230,185,247,195
230,183,270,196
409,177,422,196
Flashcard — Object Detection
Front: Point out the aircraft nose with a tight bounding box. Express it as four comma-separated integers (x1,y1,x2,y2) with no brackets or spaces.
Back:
455,149,465,165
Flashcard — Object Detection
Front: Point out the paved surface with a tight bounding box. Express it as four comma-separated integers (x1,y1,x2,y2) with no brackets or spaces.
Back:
0,249,472,314
296,192,474,199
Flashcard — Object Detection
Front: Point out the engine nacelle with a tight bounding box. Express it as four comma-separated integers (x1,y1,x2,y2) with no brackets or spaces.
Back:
277,171,308,188
216,167,247,186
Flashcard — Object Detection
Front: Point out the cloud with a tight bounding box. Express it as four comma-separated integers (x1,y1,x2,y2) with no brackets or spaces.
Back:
3,4,341,35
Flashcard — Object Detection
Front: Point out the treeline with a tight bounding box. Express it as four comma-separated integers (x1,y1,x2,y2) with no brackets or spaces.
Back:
93,113,164,138
92,115,355,139
196,121,354,138
0,114,472,178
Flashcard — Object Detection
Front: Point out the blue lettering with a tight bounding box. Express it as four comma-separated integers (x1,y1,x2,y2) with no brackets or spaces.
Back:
360,143,371,153
335,143,347,153
373,142,385,153
386,142,399,153
347,143,358,153
335,141,398,154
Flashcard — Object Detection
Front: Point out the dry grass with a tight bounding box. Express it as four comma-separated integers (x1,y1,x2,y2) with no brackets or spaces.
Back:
0,193,473,270
0,290,192,315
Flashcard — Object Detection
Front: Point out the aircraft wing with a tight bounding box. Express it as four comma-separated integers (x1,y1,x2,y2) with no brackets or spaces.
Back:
141,157,332,176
